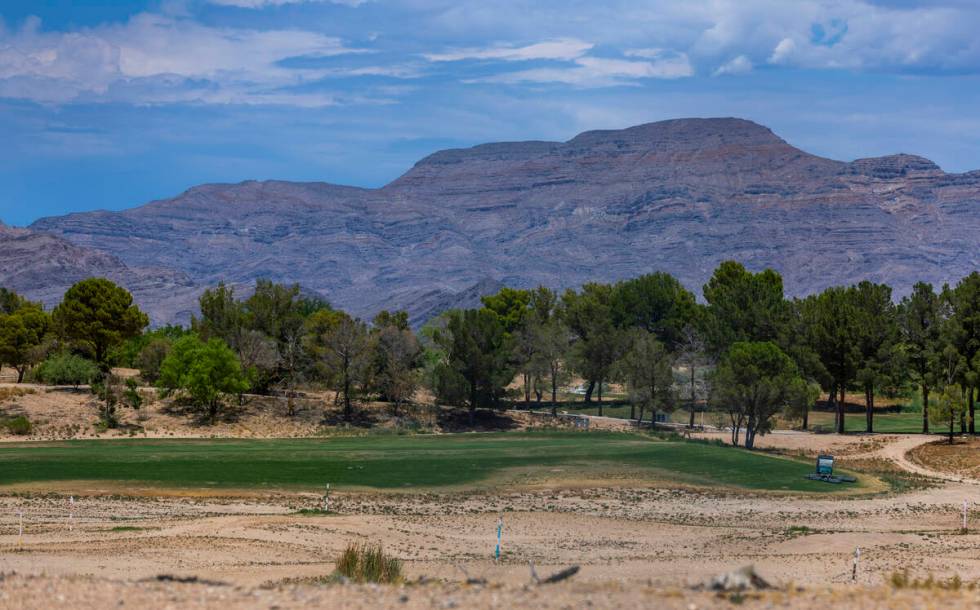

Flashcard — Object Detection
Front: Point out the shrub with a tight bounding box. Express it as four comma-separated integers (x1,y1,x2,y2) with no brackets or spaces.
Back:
157,335,249,423
34,353,100,388
335,543,402,584
2,415,32,435
136,338,172,383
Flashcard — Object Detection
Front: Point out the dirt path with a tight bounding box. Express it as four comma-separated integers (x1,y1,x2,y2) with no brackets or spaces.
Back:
881,435,980,486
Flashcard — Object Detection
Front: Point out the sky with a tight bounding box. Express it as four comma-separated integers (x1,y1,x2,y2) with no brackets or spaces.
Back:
2,0,980,226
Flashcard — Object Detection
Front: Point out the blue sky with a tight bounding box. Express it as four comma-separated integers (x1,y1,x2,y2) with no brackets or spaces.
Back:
2,0,980,226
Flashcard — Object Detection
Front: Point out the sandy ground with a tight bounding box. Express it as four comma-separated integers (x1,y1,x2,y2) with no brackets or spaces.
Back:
0,383,620,442
4,384,980,607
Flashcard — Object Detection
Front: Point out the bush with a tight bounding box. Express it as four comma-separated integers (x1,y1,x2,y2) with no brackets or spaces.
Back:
2,415,32,435
34,353,100,387
335,543,402,584
136,338,172,383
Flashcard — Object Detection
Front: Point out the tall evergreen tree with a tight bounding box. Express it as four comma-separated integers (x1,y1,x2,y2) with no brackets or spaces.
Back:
897,282,946,433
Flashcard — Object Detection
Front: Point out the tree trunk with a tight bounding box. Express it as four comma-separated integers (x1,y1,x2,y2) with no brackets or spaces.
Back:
583,380,595,403
688,365,696,428
638,405,644,428
523,373,530,407
630,403,636,421
837,385,846,434
802,400,809,431
343,365,352,421
649,409,657,430
469,380,478,427
551,375,558,417
865,385,873,434
828,382,837,430
597,379,603,417
950,415,955,444
970,385,976,435
16,367,25,384
922,385,930,434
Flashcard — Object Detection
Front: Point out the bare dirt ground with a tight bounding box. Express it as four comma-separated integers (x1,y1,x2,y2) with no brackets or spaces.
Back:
3,384,980,607
0,382,607,442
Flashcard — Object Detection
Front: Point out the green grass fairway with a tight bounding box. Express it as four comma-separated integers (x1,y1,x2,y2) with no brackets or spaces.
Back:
0,432,864,493
807,411,925,433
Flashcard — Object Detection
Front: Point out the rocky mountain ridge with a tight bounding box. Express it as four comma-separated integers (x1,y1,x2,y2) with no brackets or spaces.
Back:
10,117,980,325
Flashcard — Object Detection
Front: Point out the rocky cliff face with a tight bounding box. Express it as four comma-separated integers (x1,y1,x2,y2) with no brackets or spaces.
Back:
18,118,980,324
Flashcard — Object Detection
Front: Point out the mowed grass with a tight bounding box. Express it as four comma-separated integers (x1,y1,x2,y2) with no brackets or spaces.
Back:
0,432,862,493
807,411,925,433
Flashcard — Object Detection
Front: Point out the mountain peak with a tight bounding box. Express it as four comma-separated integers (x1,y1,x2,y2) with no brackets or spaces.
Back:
17,116,980,327
564,117,787,150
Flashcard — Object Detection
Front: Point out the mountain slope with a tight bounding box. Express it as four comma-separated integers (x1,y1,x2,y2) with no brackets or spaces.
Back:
23,117,980,324
0,223,197,323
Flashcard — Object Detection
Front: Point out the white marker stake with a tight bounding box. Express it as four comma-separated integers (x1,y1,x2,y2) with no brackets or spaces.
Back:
69,496,75,532
323,484,330,513
852,547,861,581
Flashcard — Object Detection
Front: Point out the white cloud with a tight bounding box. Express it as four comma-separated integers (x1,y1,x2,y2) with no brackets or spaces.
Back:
714,54,753,76
424,38,593,62
477,53,693,87
768,38,797,64
0,13,365,105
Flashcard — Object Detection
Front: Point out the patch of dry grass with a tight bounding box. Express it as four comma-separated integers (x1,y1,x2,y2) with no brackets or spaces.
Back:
335,543,403,584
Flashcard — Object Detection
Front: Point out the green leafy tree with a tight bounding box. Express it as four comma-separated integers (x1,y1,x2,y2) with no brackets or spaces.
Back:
124,377,143,411
480,288,532,336
943,273,980,433
307,314,371,421
851,281,903,433
53,278,148,367
111,325,189,368
561,283,628,409
373,310,410,332
703,261,788,356
433,308,513,425
510,287,559,408
932,384,967,445
800,287,861,433
675,325,710,428
136,338,173,383
897,282,946,433
616,330,676,426
372,324,421,415
610,272,698,349
157,335,250,424
711,341,803,449
34,353,99,388
0,305,50,382
0,287,32,315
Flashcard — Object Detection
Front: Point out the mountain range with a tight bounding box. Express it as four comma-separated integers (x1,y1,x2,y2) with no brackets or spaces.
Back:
5,117,980,326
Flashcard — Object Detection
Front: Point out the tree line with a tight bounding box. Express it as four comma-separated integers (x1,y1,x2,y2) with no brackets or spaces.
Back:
1,260,979,446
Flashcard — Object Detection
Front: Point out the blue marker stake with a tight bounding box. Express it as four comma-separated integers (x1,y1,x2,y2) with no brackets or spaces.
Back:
495,516,503,562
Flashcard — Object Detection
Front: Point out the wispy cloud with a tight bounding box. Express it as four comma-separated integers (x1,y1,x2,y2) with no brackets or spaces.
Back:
424,39,593,63
476,53,693,87
714,55,752,76
0,13,366,105
208,0,369,7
